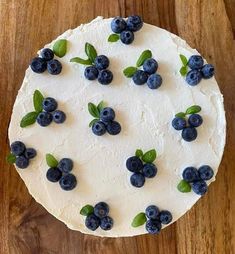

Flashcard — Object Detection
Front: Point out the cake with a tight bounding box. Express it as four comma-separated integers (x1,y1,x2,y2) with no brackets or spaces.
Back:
8,16,226,237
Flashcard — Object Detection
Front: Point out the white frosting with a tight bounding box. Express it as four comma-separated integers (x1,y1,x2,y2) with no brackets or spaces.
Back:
9,17,226,237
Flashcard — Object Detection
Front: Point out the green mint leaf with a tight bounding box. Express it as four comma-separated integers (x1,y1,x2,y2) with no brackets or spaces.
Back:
89,119,99,128
108,34,120,42
6,153,16,164
70,57,92,65
175,112,186,118
85,43,97,63
88,102,100,118
131,212,147,227
186,105,201,115
46,154,58,168
136,50,152,67
53,39,67,58
20,111,38,128
180,66,188,76
97,101,105,113
142,149,157,163
135,149,143,158
33,90,44,113
123,66,138,78
80,205,94,216
177,180,191,193
179,54,188,66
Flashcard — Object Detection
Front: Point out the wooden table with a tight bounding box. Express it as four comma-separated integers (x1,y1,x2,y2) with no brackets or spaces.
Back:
0,1,234,253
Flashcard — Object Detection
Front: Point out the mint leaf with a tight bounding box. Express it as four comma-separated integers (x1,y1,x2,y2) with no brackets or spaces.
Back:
6,153,16,164
136,50,152,67
85,43,97,63
97,101,105,113
175,112,186,118
135,149,143,158
179,54,188,66
180,66,188,76
108,34,120,42
53,39,67,58
142,149,157,163
177,180,191,193
20,111,38,128
89,119,99,128
88,103,100,118
33,90,44,113
80,205,94,216
131,212,147,227
70,57,92,65
186,105,201,115
46,154,58,168
123,66,138,78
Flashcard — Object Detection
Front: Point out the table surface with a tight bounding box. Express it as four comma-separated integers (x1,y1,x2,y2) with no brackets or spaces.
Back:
0,0,235,253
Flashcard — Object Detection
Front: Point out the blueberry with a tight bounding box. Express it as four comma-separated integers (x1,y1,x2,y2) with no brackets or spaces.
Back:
182,127,197,142
94,55,110,70
120,30,134,45
126,156,143,173
52,110,66,124
145,219,162,234
85,214,100,231
47,59,62,75
186,70,202,86
46,168,62,182
172,117,187,131
98,70,113,85
188,55,204,70
30,57,47,73
106,121,121,135
201,64,215,79
192,180,208,195
130,173,145,188
147,73,162,89
126,15,143,32
111,17,127,33
100,107,115,122
94,202,109,218
84,66,99,80
188,114,203,127
182,167,199,182
24,148,37,159
58,158,73,173
15,156,29,169
145,205,160,220
59,173,77,191
143,58,158,74
37,112,53,127
143,163,157,178
41,48,54,61
100,216,114,231
11,141,26,156
198,165,214,181
159,210,173,225
92,121,106,136
42,97,58,112
132,70,148,85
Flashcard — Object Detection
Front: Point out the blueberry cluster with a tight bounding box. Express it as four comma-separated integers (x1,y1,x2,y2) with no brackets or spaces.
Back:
30,48,62,75
109,15,143,45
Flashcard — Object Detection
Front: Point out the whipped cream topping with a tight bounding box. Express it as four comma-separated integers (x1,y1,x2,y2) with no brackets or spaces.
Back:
9,17,226,237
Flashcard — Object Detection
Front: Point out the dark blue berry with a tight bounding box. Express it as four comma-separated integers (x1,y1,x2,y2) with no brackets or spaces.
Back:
111,17,127,33
186,70,202,86
41,48,54,61
120,30,134,45
172,117,187,130
84,66,99,80
30,57,47,73
59,173,77,191
100,107,115,122
130,173,145,188
188,114,203,127
106,121,121,135
188,55,204,70
182,167,199,182
47,59,62,75
94,55,109,70
145,205,160,220
24,148,37,159
37,112,53,127
94,202,109,218
198,165,214,180
143,163,157,178
126,156,143,173
98,70,113,85
85,214,100,231
192,180,208,195
145,219,162,234
147,73,162,89
201,64,214,79
92,121,106,136
52,110,66,124
11,141,26,156
42,97,58,112
126,15,143,32
159,210,172,225
132,70,148,85
15,156,29,169
58,158,73,173
182,127,197,142
100,216,114,231
46,168,62,182
143,58,158,74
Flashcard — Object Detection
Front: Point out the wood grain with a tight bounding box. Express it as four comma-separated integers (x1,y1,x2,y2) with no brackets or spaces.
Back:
0,0,234,253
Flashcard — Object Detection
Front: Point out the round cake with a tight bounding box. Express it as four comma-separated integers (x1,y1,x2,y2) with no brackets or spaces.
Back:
8,16,226,237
